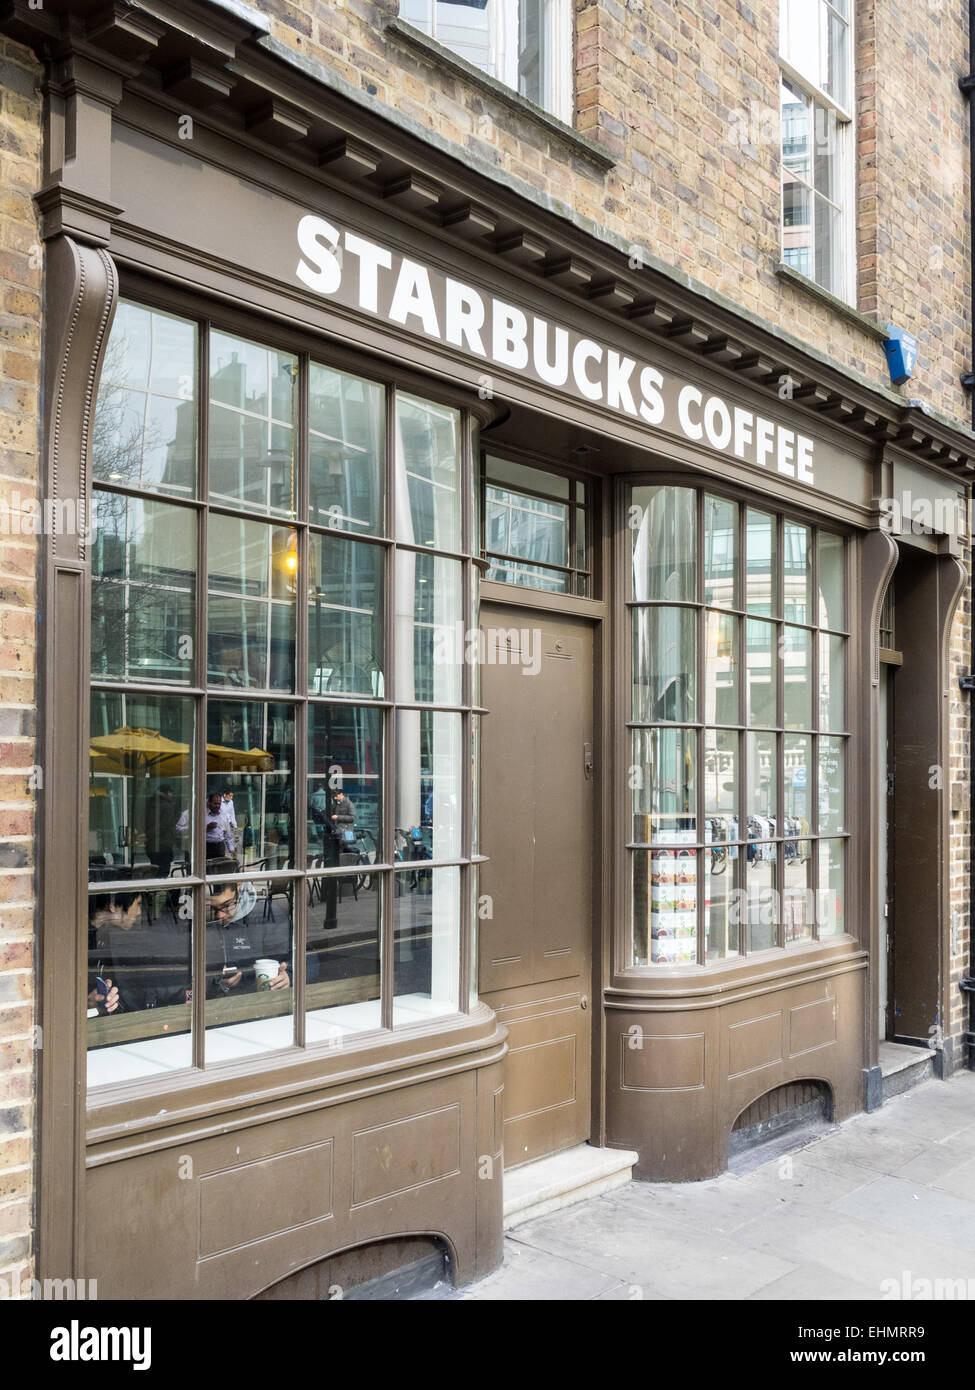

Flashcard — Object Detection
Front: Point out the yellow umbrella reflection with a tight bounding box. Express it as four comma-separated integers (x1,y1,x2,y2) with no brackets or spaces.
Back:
206,743,273,773
89,727,189,778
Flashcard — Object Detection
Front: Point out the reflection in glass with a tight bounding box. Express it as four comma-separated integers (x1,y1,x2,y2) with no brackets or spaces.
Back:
704,495,737,609
86,887,193,1087
745,618,776,727
704,728,737,840
631,727,696,844
91,492,196,685
206,701,294,871
393,865,460,1022
207,514,297,690
783,844,813,943
783,733,812,827
819,632,845,731
92,302,197,496
306,874,381,1040
395,393,461,552
395,710,462,863
818,737,845,833
783,522,812,624
309,363,384,534
308,534,384,697
632,606,696,723
746,854,777,952
705,851,739,961
817,839,845,936
705,610,738,725
89,691,195,879
631,486,696,601
394,550,463,704
208,330,296,516
818,531,845,630
746,730,776,821
783,625,812,729
205,879,294,1061
746,510,776,616
308,704,382,865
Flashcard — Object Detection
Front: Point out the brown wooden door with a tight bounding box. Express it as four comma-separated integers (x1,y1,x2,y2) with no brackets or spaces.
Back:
478,602,594,1168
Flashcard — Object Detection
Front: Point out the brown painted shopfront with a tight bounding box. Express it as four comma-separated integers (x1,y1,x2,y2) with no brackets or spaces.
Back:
16,0,975,1299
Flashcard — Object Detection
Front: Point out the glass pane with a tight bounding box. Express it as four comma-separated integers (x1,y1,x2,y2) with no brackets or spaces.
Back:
308,704,383,867
746,730,777,823
308,535,384,697
819,632,846,731
631,727,696,844
783,625,812,729
704,728,738,841
395,710,462,862
306,873,381,1040
705,610,738,725
817,531,845,630
395,393,462,553
746,852,777,953
206,701,295,871
813,104,841,202
208,330,297,517
469,863,480,1010
631,844,699,966
814,194,843,298
746,511,776,616
205,879,294,1061
745,618,776,727
91,492,196,685
88,691,195,879
705,848,740,961
784,733,812,828
486,485,569,567
817,839,846,937
393,864,460,1021
471,715,480,857
92,302,197,497
435,0,491,71
485,454,570,499
631,606,696,723
630,486,696,602
781,0,848,108
309,363,384,534
781,79,811,182
394,551,463,704
783,843,813,943
783,522,812,624
207,515,296,691
485,556,568,593
86,887,194,1087
818,736,845,833
704,494,738,609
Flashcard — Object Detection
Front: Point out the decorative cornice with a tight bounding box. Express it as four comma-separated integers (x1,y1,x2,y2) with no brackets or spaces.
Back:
6,0,975,477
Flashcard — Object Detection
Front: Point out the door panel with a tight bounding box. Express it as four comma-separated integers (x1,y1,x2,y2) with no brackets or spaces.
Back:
478,604,594,1167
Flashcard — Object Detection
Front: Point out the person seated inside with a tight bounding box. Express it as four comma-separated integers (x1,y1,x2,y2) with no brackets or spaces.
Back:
205,881,291,998
88,891,192,1016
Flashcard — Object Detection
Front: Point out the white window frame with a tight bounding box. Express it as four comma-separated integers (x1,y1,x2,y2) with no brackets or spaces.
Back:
401,0,573,124
778,0,856,305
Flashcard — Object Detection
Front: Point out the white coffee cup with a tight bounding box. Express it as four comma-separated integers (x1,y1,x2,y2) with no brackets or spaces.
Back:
254,958,279,990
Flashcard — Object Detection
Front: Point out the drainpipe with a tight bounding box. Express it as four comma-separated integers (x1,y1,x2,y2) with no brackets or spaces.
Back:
959,1,975,1067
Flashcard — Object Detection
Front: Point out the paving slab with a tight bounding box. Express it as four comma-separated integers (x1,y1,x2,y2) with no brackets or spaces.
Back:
455,1240,624,1301
832,1175,975,1251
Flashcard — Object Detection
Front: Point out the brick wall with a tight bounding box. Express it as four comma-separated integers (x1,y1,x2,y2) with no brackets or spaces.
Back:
255,0,970,429
0,33,41,1300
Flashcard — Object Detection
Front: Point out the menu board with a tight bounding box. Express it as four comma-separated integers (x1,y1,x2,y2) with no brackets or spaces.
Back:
648,829,698,964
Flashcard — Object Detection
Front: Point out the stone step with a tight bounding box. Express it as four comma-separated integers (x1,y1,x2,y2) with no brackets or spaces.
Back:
879,1041,936,1101
502,1144,640,1231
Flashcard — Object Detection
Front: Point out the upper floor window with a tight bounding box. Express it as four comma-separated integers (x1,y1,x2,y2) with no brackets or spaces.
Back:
779,0,854,301
400,0,573,122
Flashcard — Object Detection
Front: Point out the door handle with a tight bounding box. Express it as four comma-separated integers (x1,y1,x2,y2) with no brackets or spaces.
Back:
583,742,593,779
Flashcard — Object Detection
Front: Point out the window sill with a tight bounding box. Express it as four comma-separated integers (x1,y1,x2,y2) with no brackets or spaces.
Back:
383,17,616,174
774,263,888,344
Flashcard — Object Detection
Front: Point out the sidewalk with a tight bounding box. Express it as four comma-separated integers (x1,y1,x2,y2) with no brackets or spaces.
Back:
436,1070,975,1300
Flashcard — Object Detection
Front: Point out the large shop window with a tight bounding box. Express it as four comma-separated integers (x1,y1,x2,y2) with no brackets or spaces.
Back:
627,484,848,967
85,300,478,1088
399,0,573,122
779,0,854,301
